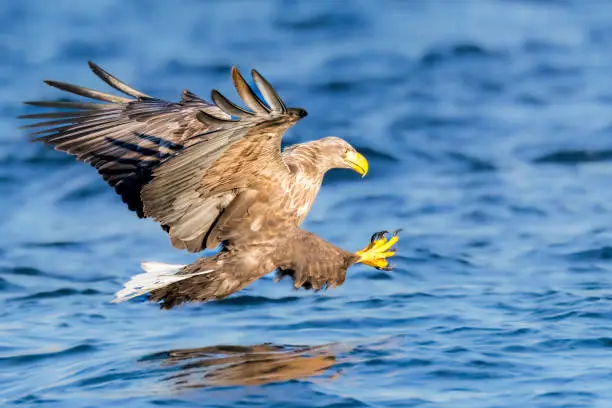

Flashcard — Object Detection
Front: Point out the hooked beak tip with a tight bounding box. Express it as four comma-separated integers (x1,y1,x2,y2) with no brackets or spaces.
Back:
345,151,368,178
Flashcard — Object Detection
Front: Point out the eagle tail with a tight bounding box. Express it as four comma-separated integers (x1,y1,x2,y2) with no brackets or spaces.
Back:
111,261,212,304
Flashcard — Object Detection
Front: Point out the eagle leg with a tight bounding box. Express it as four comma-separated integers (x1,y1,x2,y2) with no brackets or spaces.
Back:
356,230,400,271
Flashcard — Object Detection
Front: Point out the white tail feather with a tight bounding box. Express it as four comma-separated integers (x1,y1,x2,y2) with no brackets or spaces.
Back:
141,261,184,275
111,261,213,304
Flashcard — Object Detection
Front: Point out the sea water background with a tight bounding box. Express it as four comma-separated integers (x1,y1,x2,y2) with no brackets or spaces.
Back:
2,1,612,406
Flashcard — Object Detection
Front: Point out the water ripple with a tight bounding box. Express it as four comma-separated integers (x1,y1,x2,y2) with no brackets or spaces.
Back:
2,0,612,406
0,344,96,366
11,288,101,301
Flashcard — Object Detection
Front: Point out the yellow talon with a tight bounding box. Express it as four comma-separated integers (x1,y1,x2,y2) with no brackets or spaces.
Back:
374,235,398,252
356,230,400,270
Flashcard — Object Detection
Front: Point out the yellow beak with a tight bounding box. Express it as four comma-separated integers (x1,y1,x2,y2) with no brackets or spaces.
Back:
344,150,368,177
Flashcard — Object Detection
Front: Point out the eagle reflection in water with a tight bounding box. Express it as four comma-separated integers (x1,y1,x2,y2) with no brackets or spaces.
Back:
148,343,341,389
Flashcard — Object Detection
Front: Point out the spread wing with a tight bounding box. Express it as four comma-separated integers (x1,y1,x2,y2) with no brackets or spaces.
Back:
20,61,224,216
21,62,307,252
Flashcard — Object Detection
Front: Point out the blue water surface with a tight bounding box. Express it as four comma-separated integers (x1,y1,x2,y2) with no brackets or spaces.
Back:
2,0,612,406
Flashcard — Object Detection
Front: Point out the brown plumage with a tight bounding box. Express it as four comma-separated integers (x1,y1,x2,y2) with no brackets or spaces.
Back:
21,61,398,308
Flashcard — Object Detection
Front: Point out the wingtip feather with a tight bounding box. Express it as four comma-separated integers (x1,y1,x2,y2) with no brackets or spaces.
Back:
250,69,287,113
230,66,270,114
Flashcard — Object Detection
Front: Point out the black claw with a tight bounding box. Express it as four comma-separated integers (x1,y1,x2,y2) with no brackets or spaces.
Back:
392,228,403,237
370,230,389,242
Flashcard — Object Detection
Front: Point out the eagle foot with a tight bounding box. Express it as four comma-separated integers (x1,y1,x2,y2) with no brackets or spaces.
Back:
356,230,400,270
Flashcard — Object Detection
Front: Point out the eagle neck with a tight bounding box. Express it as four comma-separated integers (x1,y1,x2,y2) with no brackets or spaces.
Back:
283,144,328,181
282,145,328,224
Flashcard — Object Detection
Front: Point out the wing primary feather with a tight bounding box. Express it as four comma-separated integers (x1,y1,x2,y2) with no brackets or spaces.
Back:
104,137,164,158
18,110,109,120
195,110,237,126
88,61,153,99
20,115,107,128
231,66,270,114
26,114,125,139
210,89,254,119
134,133,184,151
181,89,207,104
251,69,287,113
24,101,113,110
34,118,130,142
44,80,131,104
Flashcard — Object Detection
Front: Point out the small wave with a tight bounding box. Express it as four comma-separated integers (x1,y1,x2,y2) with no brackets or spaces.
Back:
523,39,569,54
493,328,539,338
515,93,548,106
427,368,507,380
275,12,362,32
509,205,547,217
329,194,405,214
539,310,581,321
446,152,497,172
534,390,598,400
345,298,388,309
276,315,451,331
420,42,506,66
533,149,612,164
11,288,101,301
361,270,394,281
11,395,61,405
0,344,96,366
1,266,45,276
21,241,86,250
59,184,107,202
207,295,301,307
1,266,112,285
0,146,75,166
161,60,232,77
59,39,121,61
391,113,483,132
530,63,583,78
351,146,399,164
467,359,518,369
0,277,23,292
537,337,612,351
314,79,356,93
565,246,612,261
502,345,533,353
440,326,501,335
